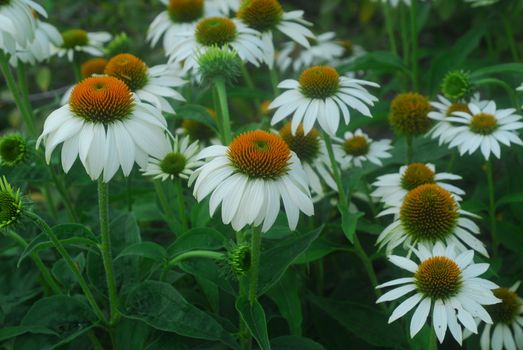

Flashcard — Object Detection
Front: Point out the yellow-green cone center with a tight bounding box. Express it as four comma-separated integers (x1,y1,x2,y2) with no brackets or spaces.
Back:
488,288,522,324
237,0,283,32
400,184,459,243
168,0,204,23
195,17,237,47
343,135,369,157
299,66,340,99
441,71,471,101
227,243,251,276
159,152,186,176
446,102,470,116
0,135,26,166
470,113,498,135
400,163,435,191
279,123,320,163
389,92,432,136
61,29,89,49
415,256,462,300
105,53,149,91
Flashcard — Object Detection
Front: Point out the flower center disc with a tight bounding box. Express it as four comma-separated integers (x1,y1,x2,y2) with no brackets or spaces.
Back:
401,163,435,191
160,152,187,176
415,256,462,300
196,17,237,47
343,135,369,157
299,66,340,99
228,130,290,179
69,76,134,124
105,54,149,91
61,29,89,49
389,92,432,136
446,102,470,116
0,135,26,166
168,0,204,23
470,113,498,135
488,288,522,324
237,0,283,32
400,184,459,242
279,123,320,163
81,58,108,78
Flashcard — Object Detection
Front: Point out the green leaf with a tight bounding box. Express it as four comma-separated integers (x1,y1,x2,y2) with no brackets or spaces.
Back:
15,296,97,350
309,295,405,348
271,336,326,350
123,281,238,349
179,259,235,295
18,236,97,267
470,63,523,79
0,326,57,342
168,228,227,257
496,192,523,207
235,296,271,350
293,236,347,264
173,104,218,131
257,226,322,295
266,271,302,335
51,253,85,291
116,242,168,262
340,210,364,243
339,51,409,75
114,318,149,350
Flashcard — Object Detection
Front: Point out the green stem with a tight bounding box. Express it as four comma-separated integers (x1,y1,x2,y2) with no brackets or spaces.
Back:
400,6,410,68
0,52,36,136
6,230,61,295
15,62,37,138
409,0,419,91
236,230,251,350
168,250,224,267
248,227,262,305
406,136,413,163
428,328,438,350
241,64,261,117
475,78,520,112
26,211,106,323
270,66,279,98
501,14,519,62
322,132,349,212
485,160,498,256
214,78,232,145
50,170,79,222
153,180,177,233
126,174,133,212
362,176,378,219
42,185,58,221
353,235,380,294
384,4,398,56
175,178,188,233
97,179,119,325
72,56,82,82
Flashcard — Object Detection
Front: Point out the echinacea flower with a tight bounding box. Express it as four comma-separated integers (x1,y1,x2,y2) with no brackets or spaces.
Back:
276,32,345,73
0,176,23,229
440,70,472,101
372,163,464,207
55,29,111,62
81,58,108,78
269,65,379,136
464,0,499,7
105,53,186,114
279,123,336,198
371,0,425,7
377,243,500,344
0,134,27,167
377,183,488,256
237,0,314,68
335,129,392,168
0,0,46,55
166,16,265,74
10,18,62,66
445,101,523,160
189,130,314,232
480,282,523,350
141,135,202,181
37,76,171,182
389,92,432,137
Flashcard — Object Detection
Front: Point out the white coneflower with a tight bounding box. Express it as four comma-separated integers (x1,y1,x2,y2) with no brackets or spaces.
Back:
10,18,62,66
269,65,379,136
279,123,336,198
0,0,46,54
276,32,344,73
189,130,314,232
37,76,171,182
236,0,314,68
55,29,111,62
372,163,464,207
147,0,224,51
480,282,523,350
377,243,500,345
445,101,523,160
335,129,392,169
105,53,186,114
464,0,499,7
141,135,202,181
166,16,265,75
377,183,488,256
372,0,425,7
59,58,109,106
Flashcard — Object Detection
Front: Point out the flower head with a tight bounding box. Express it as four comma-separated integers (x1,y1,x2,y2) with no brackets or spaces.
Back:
441,70,472,101
56,29,111,62
389,92,432,136
270,65,379,136
0,134,27,167
81,58,108,78
0,177,23,228
197,46,242,84
377,243,500,344
189,130,313,232
335,129,392,168
224,242,251,277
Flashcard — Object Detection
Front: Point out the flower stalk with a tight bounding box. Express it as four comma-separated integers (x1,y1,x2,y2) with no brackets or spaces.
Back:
214,77,232,145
